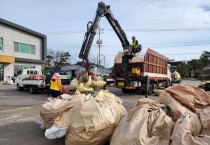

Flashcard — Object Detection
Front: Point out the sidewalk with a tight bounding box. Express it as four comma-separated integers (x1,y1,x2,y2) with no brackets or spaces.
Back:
0,81,15,89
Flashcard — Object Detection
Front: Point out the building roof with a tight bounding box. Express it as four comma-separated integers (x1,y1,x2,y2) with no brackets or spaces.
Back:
99,68,112,74
0,18,46,38
0,18,47,64
61,65,81,71
169,60,188,66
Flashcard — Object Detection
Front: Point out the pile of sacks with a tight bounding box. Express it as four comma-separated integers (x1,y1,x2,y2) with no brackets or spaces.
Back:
110,84,210,145
110,98,174,145
29,74,46,80
158,84,210,145
40,90,126,145
69,72,106,94
40,84,210,145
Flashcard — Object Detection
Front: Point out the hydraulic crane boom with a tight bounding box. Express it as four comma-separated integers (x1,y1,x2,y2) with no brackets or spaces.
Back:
79,1,141,69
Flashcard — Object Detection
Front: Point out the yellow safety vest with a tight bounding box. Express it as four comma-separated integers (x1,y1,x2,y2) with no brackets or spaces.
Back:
132,40,138,47
50,78,62,91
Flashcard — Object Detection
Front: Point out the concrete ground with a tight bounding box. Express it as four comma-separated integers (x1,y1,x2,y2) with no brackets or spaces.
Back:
0,80,201,145
0,85,65,145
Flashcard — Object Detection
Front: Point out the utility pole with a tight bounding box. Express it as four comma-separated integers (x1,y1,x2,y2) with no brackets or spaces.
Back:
96,26,103,73
97,56,98,70
104,55,105,69
99,28,101,73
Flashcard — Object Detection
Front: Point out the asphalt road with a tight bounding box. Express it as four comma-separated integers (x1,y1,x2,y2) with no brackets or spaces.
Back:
0,79,201,145
181,79,201,87
0,86,64,145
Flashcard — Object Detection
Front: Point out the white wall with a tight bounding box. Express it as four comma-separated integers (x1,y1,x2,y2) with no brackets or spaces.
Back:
0,23,44,81
3,63,14,81
0,24,42,60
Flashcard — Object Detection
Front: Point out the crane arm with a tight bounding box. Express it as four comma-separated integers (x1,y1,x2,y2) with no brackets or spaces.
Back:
79,1,141,65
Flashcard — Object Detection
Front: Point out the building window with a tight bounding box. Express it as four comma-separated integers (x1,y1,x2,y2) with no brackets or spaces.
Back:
30,45,35,54
14,42,35,54
0,37,3,51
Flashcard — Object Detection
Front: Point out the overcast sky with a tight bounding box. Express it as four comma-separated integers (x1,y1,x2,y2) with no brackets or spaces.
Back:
1,0,210,67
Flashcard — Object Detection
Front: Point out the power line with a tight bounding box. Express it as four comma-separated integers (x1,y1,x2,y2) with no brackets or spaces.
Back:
42,27,210,35
48,39,210,46
48,42,210,49
48,47,80,49
104,27,210,32
146,42,210,48
100,42,210,49
44,30,85,35
89,52,202,57
164,52,201,55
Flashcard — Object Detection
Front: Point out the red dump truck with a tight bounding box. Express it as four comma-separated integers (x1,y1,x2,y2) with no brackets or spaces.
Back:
112,48,171,94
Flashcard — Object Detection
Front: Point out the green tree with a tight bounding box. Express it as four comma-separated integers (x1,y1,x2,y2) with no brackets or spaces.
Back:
47,49,72,70
200,51,210,78
53,61,60,70
46,55,54,66
188,59,203,77
60,52,71,66
176,63,190,77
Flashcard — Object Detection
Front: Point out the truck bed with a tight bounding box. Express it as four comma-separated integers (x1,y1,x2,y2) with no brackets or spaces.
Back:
20,79,44,85
143,48,168,75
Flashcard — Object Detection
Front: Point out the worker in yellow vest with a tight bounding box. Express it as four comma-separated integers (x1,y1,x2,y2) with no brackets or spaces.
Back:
50,73,62,97
132,36,139,48
128,36,140,55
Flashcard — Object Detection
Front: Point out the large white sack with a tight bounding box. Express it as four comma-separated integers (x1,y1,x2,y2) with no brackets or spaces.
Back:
45,124,68,139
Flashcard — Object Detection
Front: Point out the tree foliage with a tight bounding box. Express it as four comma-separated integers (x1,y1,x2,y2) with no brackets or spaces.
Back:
200,51,210,78
175,51,210,78
200,51,210,66
177,51,210,78
176,63,190,77
46,49,71,70
188,59,203,77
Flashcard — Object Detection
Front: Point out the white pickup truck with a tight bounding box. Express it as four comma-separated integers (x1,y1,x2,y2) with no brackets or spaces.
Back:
15,69,46,94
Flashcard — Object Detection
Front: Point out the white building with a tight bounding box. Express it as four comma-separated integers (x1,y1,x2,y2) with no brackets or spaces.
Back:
0,18,47,81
